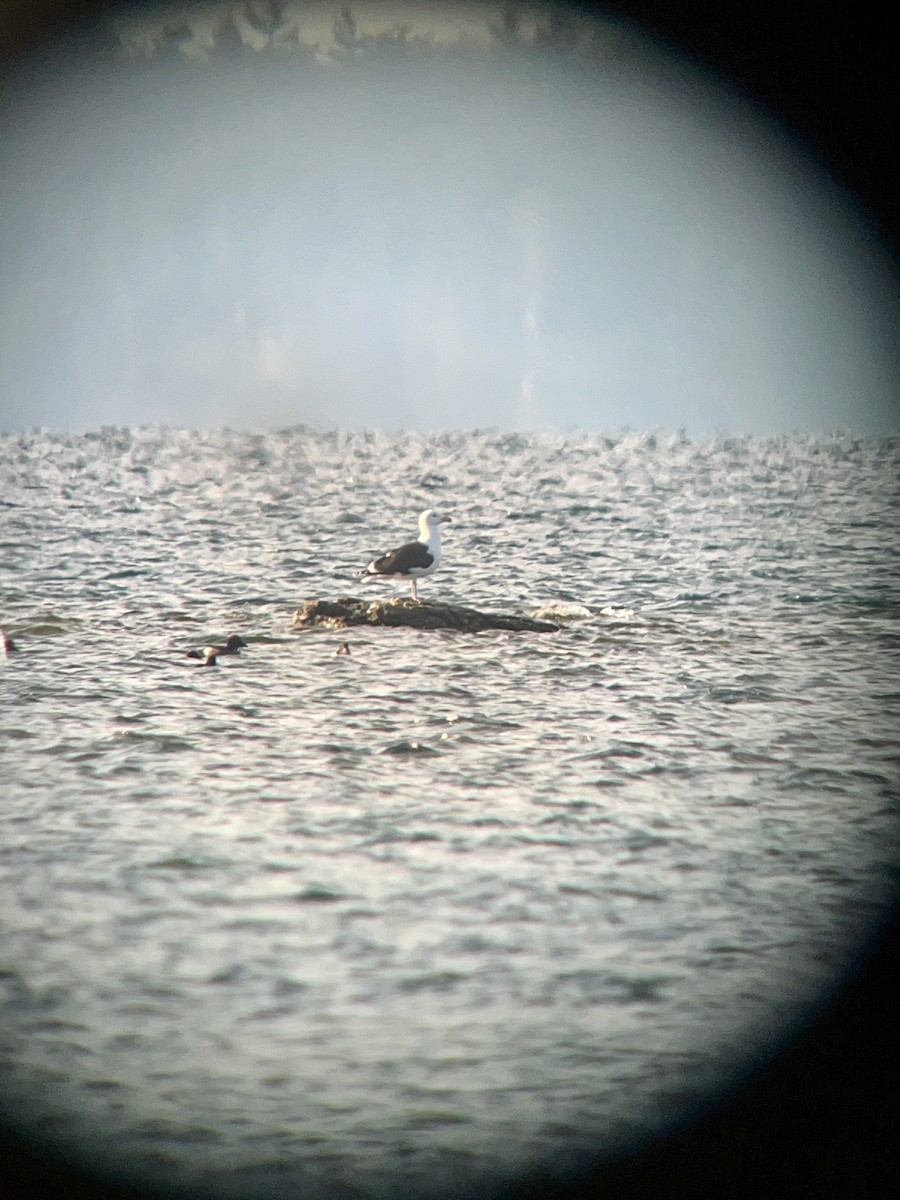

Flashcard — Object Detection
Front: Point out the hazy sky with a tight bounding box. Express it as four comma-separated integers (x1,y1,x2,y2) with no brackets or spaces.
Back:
1,0,897,435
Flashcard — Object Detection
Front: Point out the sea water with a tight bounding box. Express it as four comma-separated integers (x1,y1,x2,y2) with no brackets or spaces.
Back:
1,426,898,1198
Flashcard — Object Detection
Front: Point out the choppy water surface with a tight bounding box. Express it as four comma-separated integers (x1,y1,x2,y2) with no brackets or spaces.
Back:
1,427,899,1198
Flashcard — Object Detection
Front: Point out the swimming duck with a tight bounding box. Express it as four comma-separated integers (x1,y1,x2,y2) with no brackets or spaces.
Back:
186,634,246,660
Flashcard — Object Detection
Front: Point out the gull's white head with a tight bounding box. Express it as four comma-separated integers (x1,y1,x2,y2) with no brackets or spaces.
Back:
418,509,451,537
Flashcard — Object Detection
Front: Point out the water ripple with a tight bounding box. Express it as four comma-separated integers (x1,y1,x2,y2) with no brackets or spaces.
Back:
1,428,898,1198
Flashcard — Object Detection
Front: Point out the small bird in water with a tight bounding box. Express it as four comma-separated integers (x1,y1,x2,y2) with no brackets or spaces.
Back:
335,641,351,656
359,509,450,602
2,629,18,654
186,634,246,660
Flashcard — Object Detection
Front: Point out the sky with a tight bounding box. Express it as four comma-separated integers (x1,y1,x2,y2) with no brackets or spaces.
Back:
0,0,898,436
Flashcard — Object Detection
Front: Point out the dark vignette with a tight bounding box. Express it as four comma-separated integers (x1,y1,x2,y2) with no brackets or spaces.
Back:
1,2,898,1197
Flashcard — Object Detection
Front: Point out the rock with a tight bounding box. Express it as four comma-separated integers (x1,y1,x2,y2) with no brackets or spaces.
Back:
292,597,561,633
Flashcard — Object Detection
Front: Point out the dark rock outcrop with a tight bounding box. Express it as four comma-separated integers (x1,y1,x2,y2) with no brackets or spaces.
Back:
292,597,561,633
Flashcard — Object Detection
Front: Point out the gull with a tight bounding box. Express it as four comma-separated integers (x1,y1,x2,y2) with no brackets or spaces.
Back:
360,509,450,602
